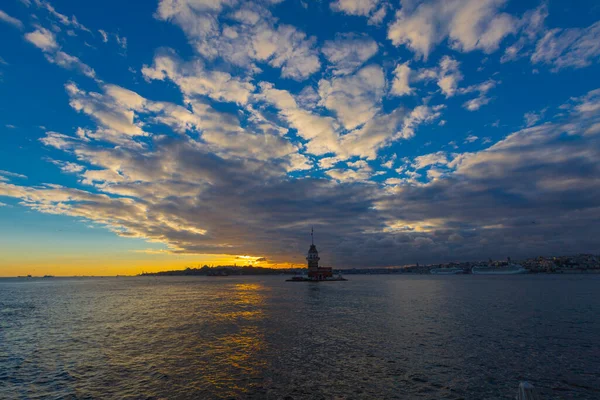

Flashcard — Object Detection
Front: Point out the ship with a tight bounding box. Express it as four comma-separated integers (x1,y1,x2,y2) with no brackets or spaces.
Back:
430,267,464,275
471,264,528,275
286,228,347,282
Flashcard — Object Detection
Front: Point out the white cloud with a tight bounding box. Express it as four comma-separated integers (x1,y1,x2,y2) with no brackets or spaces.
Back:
260,80,438,160
24,26,97,79
459,79,498,111
340,105,442,159
319,156,342,169
532,21,600,71
326,167,371,182
142,49,255,104
98,29,108,43
416,56,463,97
437,56,463,97
46,51,96,79
331,0,381,17
155,0,320,80
0,10,24,29
388,0,517,59
66,83,147,139
115,33,127,50
47,159,85,174
463,97,491,111
0,170,27,180
25,27,59,51
33,0,90,33
390,62,413,97
322,34,378,76
501,3,548,63
464,134,478,143
524,108,547,127
413,151,450,169
368,4,388,25
318,64,386,130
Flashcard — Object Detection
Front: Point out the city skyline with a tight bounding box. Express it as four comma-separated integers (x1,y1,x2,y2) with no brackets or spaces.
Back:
1,0,600,276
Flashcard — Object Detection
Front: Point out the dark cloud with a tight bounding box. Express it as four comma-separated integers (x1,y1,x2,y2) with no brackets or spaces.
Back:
2,82,600,268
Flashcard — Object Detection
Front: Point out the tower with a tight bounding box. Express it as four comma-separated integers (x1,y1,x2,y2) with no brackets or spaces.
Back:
286,227,343,282
306,227,320,269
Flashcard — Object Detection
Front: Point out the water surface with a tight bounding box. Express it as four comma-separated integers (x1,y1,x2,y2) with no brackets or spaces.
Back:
1,275,599,399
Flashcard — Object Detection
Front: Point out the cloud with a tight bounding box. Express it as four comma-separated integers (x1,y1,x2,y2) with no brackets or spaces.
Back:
464,134,478,143
318,64,386,130
389,62,414,97
62,81,306,170
326,167,372,183
0,10,24,29
416,56,463,97
33,0,90,33
331,0,380,16
65,83,147,139
258,82,343,156
24,26,97,79
460,79,498,111
415,57,497,108
1,128,381,264
46,51,96,78
142,49,255,105
531,21,600,71
4,85,600,267
115,33,127,50
46,159,85,174
0,170,27,181
25,27,59,51
524,108,547,127
7,0,600,269
322,34,378,76
501,3,548,63
155,0,320,80
258,78,440,160
98,29,108,43
374,90,600,261
412,151,450,169
340,105,442,159
388,0,518,60
319,156,342,170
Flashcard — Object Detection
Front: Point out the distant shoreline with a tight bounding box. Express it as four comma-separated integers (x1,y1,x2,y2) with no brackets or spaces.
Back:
2,270,600,279
4,253,599,278
2,271,600,279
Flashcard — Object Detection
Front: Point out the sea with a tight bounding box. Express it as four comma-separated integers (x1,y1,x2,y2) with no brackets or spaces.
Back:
1,275,599,399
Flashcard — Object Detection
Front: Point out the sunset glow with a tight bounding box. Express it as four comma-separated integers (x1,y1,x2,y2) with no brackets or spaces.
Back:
1,0,600,276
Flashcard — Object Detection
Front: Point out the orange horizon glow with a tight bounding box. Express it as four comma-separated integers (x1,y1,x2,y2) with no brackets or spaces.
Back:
0,253,307,277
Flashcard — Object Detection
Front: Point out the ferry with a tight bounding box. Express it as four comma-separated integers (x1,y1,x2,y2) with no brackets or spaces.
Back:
471,264,528,275
430,267,464,275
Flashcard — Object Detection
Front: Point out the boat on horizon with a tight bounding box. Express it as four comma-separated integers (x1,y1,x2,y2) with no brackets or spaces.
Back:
471,264,528,275
430,267,464,275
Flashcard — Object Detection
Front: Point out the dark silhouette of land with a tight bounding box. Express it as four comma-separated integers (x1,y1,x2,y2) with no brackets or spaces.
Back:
139,253,600,276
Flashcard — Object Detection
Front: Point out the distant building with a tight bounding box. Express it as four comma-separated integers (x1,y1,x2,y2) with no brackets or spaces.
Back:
306,229,333,281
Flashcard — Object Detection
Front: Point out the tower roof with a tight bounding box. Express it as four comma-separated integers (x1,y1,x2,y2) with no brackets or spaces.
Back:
308,244,318,253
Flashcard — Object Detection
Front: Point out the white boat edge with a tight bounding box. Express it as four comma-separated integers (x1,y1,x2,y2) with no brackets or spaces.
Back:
430,267,464,275
471,264,528,275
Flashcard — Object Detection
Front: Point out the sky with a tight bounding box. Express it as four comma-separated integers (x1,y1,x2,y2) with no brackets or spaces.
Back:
1,0,600,276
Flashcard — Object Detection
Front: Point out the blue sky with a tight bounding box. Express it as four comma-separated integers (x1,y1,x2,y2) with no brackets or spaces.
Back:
1,0,600,274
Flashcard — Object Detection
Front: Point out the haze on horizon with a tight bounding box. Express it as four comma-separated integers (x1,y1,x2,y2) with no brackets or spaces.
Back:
1,0,600,276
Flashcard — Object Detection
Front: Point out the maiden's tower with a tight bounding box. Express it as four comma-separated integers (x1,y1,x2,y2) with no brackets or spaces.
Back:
287,228,347,282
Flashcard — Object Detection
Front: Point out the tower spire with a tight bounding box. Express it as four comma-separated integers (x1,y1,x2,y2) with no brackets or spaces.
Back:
311,226,314,245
